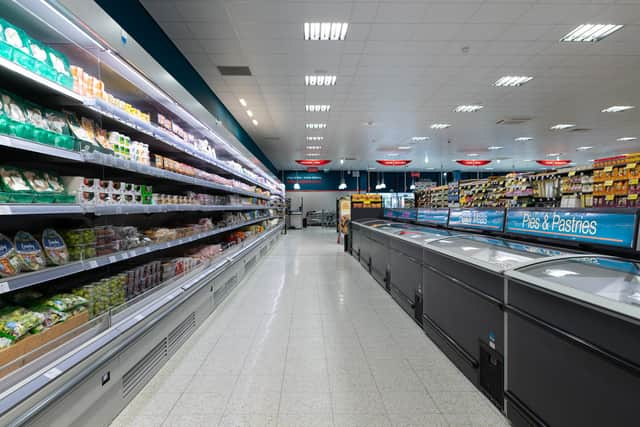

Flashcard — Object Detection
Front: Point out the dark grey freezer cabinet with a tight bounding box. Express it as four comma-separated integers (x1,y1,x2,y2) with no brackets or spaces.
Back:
505,257,640,427
420,235,572,408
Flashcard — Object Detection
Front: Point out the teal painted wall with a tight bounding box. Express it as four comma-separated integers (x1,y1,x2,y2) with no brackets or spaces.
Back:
95,0,277,174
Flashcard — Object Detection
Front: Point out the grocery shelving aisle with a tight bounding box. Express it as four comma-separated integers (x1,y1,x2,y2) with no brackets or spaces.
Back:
111,228,508,427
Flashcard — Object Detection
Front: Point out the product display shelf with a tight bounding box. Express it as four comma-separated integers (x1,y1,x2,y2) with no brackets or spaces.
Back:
0,222,283,422
0,133,271,200
0,55,84,104
0,215,276,295
0,203,269,216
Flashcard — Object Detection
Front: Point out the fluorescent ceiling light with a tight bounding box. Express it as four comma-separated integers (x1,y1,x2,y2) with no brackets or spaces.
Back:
306,123,327,129
306,145,322,150
239,98,247,107
306,136,324,141
515,137,533,142
488,146,503,150
304,22,349,41
494,76,533,87
550,124,575,130
430,123,451,129
306,153,320,157
576,146,592,151
547,152,561,157
305,104,331,112
252,119,259,126
305,75,337,86
467,153,479,157
561,24,623,42
397,146,411,150
246,110,253,117
412,136,430,142
455,105,483,113
617,137,637,142
602,105,635,113
388,153,399,157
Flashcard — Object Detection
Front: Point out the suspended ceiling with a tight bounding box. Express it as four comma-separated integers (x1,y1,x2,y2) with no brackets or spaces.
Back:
141,0,640,172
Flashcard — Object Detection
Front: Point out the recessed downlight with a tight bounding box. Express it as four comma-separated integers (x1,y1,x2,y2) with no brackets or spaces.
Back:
304,22,349,41
455,104,483,113
246,110,254,117
306,145,322,150
561,24,623,42
515,137,533,142
488,146,503,150
252,119,259,126
467,153,479,157
550,124,576,130
576,146,593,151
617,137,637,142
397,146,412,150
388,153,399,157
547,152,561,157
430,123,451,129
494,76,533,87
412,136,430,142
306,153,320,157
602,105,635,113
305,104,331,112
239,98,247,107
305,75,337,86
306,136,324,141
306,123,327,129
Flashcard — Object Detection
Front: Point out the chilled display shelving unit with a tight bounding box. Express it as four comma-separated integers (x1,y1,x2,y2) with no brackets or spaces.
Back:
0,2,284,425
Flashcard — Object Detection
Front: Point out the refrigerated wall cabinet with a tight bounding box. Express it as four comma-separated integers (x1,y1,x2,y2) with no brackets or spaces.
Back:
0,1,285,425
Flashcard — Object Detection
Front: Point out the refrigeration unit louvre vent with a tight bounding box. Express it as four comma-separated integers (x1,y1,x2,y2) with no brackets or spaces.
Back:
167,312,197,355
122,338,167,398
217,66,252,76
495,118,531,125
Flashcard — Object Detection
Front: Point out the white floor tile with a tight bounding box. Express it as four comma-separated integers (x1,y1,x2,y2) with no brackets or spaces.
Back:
111,229,508,427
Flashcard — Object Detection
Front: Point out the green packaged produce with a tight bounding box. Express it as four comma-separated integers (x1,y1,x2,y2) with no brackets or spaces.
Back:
0,166,31,192
1,93,26,124
29,305,68,328
0,307,44,341
42,228,69,266
42,173,65,193
14,231,46,271
22,170,52,193
0,233,21,277
42,294,87,312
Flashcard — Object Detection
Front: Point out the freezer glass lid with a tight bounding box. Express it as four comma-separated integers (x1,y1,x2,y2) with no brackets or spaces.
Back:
429,235,568,270
517,257,640,309
377,223,454,242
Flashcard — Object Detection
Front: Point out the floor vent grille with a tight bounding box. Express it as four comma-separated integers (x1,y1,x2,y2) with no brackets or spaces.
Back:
168,312,196,355
122,338,167,398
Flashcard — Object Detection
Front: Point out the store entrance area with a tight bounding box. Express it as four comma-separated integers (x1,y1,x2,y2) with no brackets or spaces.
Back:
110,228,506,427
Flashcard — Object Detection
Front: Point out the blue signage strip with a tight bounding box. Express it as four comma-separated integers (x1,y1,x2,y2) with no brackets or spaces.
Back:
384,208,417,221
448,209,506,232
417,208,450,226
506,209,638,249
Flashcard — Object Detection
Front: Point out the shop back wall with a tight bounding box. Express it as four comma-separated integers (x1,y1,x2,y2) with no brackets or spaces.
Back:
282,170,502,192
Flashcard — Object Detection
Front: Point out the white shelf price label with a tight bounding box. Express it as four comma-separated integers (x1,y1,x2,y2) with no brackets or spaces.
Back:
134,314,145,322
0,282,10,293
88,260,98,269
0,206,12,215
43,367,62,380
109,256,117,263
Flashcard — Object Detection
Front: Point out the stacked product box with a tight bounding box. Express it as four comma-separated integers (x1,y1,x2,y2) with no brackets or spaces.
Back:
63,177,152,205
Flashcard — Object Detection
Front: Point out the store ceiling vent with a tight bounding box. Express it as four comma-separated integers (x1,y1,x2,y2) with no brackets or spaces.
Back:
122,338,167,398
217,66,252,76
495,117,531,125
569,128,591,133
167,312,197,355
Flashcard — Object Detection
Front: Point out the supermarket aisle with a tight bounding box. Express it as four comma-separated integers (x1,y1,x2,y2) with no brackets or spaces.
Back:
111,228,508,427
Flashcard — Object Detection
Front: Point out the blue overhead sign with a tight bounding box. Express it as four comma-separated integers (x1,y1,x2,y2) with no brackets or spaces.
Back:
448,208,505,232
417,208,450,226
384,208,417,221
506,209,638,249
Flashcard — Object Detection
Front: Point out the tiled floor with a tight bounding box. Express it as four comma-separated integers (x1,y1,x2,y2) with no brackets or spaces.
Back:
111,228,509,427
